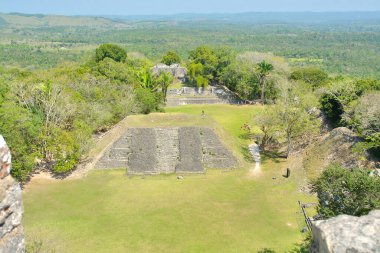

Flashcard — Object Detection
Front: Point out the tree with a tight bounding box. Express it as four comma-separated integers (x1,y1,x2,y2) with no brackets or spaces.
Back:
156,71,174,102
0,101,42,181
352,92,380,137
256,61,274,104
220,52,283,102
138,68,157,91
134,87,161,114
350,92,380,157
220,61,259,100
254,82,318,157
312,165,380,218
214,46,235,82
320,79,377,128
319,92,344,126
277,84,319,157
290,67,329,89
354,79,380,96
95,44,127,63
187,62,208,88
161,51,181,65
252,108,280,151
93,58,132,83
189,46,218,82
188,46,235,86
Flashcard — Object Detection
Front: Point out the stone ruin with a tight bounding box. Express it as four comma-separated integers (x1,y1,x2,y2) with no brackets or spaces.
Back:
311,210,380,253
166,85,243,107
151,63,187,81
96,127,237,174
0,135,24,253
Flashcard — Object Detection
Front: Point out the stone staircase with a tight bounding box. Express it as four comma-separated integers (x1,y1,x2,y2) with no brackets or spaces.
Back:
155,128,180,174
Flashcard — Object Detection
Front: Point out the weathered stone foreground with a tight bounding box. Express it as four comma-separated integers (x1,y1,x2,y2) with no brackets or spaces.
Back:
96,127,237,174
311,210,380,253
0,135,25,253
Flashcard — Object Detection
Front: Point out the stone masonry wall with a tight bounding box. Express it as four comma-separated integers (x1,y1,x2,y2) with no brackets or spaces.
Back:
0,135,25,253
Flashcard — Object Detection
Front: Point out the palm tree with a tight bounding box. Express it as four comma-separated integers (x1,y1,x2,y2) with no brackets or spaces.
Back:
256,61,274,104
157,71,174,102
139,68,156,90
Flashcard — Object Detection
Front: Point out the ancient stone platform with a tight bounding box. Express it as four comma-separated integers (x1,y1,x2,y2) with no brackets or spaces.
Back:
96,127,237,174
166,86,243,107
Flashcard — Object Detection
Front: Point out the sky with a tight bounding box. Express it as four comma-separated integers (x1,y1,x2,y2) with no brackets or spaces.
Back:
1,0,380,15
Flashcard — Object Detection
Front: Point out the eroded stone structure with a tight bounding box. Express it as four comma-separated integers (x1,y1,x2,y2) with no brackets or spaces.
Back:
96,127,237,174
311,210,380,253
166,86,243,107
151,63,187,81
0,135,24,253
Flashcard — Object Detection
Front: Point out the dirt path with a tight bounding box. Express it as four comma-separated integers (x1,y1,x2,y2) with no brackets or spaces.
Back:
248,143,262,178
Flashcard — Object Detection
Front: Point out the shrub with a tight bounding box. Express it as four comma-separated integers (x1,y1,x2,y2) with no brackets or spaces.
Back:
312,165,380,218
290,67,329,89
319,92,344,125
134,87,161,114
95,44,127,63
161,51,181,65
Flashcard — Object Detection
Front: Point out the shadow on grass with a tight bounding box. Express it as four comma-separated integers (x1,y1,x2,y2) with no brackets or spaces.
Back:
240,142,287,164
241,146,254,163
261,150,287,163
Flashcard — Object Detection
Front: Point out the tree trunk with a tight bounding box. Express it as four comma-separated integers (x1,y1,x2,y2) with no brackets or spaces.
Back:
261,76,266,104
164,88,168,102
287,133,292,158
261,126,269,150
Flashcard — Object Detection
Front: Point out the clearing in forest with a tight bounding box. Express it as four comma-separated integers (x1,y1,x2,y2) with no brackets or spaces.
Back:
23,104,315,253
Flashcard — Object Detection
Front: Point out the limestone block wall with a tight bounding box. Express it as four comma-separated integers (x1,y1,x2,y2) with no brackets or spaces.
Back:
0,135,25,253
96,127,237,174
311,210,380,253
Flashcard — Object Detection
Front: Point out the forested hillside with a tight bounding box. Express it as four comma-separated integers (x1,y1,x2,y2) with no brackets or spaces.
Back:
0,44,164,181
0,12,379,77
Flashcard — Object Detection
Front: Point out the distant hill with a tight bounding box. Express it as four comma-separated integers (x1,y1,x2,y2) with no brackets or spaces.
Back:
0,16,7,26
105,11,380,24
0,13,129,28
2,12,380,28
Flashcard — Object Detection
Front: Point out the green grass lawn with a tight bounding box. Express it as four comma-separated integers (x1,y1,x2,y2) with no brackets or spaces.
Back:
23,104,315,253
